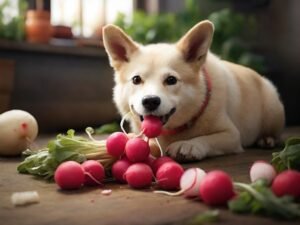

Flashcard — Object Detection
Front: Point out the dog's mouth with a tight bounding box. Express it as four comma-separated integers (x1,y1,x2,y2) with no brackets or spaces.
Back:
131,106,176,125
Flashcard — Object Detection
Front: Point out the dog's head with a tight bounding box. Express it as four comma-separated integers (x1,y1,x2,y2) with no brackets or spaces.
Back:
103,21,214,129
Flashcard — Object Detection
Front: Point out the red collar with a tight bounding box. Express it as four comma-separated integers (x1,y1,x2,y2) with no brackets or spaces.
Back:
161,67,212,136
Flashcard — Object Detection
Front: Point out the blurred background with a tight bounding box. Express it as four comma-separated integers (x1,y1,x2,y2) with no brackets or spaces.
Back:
0,0,299,132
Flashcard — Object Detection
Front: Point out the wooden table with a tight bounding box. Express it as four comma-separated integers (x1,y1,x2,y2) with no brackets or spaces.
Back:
0,128,299,225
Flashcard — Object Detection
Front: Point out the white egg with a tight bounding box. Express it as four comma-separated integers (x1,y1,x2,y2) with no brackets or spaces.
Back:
0,110,38,156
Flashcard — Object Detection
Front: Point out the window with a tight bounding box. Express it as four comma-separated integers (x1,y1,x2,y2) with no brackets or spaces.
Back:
51,0,134,37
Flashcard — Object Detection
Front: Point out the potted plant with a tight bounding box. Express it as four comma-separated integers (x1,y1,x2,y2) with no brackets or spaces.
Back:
0,0,27,41
25,0,52,43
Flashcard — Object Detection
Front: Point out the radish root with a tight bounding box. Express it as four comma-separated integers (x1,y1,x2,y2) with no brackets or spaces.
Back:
154,189,185,196
84,172,103,186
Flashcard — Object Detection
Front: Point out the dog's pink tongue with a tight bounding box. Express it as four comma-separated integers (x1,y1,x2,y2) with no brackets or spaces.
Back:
141,116,162,138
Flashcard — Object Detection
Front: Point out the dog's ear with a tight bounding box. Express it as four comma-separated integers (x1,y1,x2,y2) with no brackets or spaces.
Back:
102,25,139,69
177,20,214,63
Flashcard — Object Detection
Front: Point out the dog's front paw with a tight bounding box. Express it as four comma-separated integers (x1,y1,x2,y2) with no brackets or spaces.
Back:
166,141,208,162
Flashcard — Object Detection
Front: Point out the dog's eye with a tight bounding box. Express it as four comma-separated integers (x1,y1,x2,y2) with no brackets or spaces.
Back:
132,75,142,85
165,76,177,85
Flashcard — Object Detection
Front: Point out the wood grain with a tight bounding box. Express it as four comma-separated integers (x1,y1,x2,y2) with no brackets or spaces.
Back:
0,128,299,225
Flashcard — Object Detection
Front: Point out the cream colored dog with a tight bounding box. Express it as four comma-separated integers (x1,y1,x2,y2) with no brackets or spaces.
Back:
102,20,285,162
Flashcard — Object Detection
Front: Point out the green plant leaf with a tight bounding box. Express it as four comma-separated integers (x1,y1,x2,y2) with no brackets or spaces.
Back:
186,210,219,225
271,137,300,172
230,180,300,220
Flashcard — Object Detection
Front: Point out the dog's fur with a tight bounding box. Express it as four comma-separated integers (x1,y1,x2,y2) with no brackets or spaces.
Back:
102,20,285,162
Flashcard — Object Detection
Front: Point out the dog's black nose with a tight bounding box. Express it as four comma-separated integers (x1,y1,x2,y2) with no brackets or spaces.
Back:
142,95,161,112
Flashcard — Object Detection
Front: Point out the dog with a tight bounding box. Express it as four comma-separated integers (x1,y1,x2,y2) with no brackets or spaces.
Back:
102,20,285,162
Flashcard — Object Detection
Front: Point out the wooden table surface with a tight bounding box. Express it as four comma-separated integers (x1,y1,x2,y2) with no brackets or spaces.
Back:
0,128,299,225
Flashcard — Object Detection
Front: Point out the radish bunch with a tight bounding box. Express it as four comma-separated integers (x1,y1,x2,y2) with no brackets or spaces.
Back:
106,116,187,190
106,116,162,161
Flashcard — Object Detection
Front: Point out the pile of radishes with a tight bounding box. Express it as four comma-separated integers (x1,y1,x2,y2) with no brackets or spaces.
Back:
54,115,185,191
53,115,300,208
53,115,235,206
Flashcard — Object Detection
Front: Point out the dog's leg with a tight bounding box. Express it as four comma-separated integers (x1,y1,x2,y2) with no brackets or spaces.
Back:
166,125,243,162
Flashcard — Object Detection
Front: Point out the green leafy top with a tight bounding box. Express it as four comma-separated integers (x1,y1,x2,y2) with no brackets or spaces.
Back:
271,137,300,172
186,210,219,225
229,180,300,220
17,129,114,180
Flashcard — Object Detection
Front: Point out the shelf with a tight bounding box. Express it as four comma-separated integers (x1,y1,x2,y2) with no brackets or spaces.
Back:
0,38,107,58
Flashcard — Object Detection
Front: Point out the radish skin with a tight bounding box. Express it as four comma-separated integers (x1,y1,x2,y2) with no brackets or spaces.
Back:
199,170,235,206
54,161,85,190
141,116,162,138
156,162,184,190
81,160,105,186
112,157,132,183
0,110,38,156
250,161,276,184
106,132,128,157
152,156,174,175
124,163,153,189
125,138,150,163
271,170,300,198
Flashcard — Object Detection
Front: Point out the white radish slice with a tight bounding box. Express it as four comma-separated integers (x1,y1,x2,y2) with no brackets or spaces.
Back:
181,168,206,197
101,189,112,195
154,167,206,197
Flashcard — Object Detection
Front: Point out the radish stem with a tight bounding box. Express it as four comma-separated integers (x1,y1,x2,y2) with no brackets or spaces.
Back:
155,137,164,157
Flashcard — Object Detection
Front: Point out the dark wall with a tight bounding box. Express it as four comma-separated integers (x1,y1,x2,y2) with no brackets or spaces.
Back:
0,42,117,132
254,0,300,126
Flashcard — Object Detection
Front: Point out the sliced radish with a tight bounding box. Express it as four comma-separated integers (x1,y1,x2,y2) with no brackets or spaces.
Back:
180,168,206,197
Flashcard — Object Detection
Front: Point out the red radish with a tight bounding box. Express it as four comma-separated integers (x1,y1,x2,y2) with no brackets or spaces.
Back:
124,163,153,189
156,162,184,190
81,160,105,186
144,155,156,168
152,156,174,175
106,132,128,157
271,170,300,198
112,157,132,183
199,170,234,206
54,161,85,190
250,161,276,184
141,115,162,138
125,137,150,162
180,168,206,197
